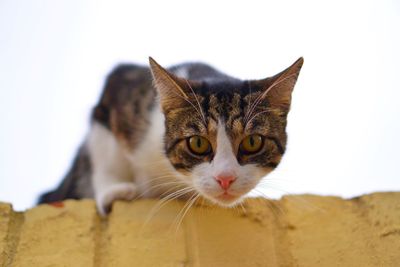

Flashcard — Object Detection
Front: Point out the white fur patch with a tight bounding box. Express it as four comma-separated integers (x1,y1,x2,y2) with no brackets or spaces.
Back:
212,122,241,178
87,122,135,214
88,122,133,189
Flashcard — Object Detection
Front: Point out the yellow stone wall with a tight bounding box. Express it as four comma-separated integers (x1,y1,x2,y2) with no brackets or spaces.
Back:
1,193,399,266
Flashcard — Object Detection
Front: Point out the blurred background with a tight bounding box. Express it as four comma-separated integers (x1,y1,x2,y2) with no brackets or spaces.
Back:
0,0,399,211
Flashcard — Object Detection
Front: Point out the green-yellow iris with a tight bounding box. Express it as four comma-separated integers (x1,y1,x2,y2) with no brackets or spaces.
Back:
188,136,211,155
240,134,263,154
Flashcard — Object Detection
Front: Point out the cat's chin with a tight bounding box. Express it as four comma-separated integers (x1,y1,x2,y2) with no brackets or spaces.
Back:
216,192,237,202
205,193,244,208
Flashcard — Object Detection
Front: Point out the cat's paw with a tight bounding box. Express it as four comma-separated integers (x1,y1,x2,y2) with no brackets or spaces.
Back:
96,182,137,216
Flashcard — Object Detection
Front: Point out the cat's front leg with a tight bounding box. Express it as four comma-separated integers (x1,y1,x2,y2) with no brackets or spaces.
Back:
94,178,137,215
88,122,138,216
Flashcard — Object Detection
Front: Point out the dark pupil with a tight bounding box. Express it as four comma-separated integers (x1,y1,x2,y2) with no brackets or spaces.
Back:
249,136,255,147
196,137,202,148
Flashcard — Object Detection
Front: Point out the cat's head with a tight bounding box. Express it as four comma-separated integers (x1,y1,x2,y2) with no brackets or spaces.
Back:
150,58,303,206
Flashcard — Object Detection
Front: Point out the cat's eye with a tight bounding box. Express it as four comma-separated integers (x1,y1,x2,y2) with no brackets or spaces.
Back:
240,134,263,154
187,136,212,155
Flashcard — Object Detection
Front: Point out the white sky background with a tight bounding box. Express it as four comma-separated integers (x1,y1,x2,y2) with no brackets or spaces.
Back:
0,0,399,211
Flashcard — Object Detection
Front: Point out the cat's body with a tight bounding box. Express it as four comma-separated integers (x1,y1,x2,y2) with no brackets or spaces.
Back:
39,58,303,215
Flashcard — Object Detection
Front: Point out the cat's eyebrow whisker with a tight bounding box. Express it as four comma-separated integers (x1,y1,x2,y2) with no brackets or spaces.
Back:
259,73,298,101
244,73,297,125
248,80,252,112
244,91,265,125
168,83,205,125
243,80,253,125
244,92,263,125
184,79,207,127
245,109,272,129
245,93,267,126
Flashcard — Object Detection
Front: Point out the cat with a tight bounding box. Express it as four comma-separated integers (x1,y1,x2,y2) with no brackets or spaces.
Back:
38,57,304,215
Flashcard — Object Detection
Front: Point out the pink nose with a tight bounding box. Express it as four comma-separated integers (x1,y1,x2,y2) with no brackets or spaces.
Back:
215,175,236,190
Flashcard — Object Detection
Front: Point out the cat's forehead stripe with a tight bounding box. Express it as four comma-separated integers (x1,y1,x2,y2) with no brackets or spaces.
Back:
202,93,239,122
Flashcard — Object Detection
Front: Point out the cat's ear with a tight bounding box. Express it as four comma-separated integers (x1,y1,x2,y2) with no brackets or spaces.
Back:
149,57,193,112
257,57,304,111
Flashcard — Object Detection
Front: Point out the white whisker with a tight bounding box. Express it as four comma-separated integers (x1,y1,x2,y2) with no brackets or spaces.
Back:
184,79,207,126
172,193,200,234
245,109,272,127
167,81,205,124
244,73,297,126
141,187,196,229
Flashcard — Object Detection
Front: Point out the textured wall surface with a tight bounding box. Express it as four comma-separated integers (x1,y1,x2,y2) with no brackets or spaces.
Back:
1,192,399,266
